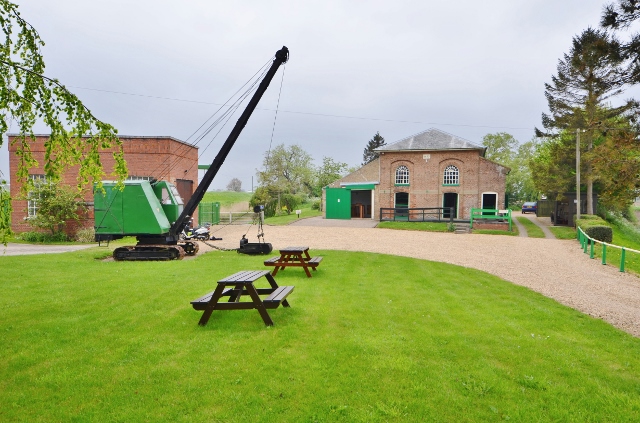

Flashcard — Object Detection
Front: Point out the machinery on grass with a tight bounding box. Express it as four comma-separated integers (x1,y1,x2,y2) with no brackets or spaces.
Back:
93,47,288,261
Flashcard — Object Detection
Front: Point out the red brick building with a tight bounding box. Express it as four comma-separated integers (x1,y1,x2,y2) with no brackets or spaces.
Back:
324,128,509,220
8,135,198,234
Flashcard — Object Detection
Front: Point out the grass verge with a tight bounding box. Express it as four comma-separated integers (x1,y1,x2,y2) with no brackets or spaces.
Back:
202,191,253,209
515,217,545,238
264,205,322,225
2,248,639,421
548,226,576,240
377,221,450,232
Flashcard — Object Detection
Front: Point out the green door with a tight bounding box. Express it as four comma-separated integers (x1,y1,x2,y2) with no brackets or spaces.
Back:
326,188,351,219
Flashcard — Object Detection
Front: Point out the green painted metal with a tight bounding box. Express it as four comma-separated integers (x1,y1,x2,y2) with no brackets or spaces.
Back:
621,248,626,272
590,241,594,259
469,208,512,231
325,188,351,219
198,165,210,170
199,202,221,225
343,183,375,190
602,244,607,265
94,181,171,236
152,181,184,224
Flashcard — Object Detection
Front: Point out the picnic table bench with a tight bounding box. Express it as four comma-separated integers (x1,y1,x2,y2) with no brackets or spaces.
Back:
264,246,322,278
190,270,294,326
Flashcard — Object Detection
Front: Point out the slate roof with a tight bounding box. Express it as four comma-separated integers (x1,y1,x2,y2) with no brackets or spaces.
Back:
375,128,485,154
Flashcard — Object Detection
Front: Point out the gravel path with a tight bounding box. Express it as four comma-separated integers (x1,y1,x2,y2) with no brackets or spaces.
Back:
203,222,640,337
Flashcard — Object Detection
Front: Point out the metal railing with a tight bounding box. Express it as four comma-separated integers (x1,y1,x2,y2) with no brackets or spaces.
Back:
469,208,512,231
577,226,640,273
379,207,454,222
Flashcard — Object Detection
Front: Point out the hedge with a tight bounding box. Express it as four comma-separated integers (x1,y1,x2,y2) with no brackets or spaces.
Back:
575,215,613,243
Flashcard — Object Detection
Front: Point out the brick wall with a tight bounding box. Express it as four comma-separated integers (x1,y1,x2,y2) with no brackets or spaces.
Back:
8,135,198,235
377,150,507,219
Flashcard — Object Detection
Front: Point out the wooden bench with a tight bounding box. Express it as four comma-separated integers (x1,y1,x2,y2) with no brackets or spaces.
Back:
190,270,294,326
263,246,323,278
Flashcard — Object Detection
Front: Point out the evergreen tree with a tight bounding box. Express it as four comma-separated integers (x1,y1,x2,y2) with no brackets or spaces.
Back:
535,27,635,214
362,132,386,165
602,0,640,82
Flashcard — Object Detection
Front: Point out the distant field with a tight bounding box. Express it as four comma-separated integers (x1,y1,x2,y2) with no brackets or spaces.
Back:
202,191,252,209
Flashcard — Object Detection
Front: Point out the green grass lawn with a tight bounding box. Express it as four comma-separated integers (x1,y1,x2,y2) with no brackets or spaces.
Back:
582,221,640,275
202,191,253,209
264,204,322,225
548,225,577,240
2,248,640,421
515,217,545,238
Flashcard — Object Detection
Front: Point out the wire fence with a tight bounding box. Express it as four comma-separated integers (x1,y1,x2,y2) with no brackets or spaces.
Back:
577,226,640,273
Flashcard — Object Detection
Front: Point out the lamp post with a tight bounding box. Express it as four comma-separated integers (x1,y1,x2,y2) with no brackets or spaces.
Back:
576,129,580,220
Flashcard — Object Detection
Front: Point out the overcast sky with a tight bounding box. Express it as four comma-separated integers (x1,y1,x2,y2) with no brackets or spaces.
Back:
1,0,637,190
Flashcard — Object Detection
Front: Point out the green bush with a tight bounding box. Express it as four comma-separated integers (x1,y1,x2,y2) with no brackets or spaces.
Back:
19,231,70,243
576,215,613,243
311,200,321,210
74,228,95,243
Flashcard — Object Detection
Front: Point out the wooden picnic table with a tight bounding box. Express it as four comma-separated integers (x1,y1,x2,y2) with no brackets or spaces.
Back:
263,246,322,278
190,270,294,326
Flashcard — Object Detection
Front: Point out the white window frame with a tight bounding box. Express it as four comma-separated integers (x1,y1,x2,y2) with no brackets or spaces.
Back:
443,165,459,185
27,174,49,217
395,165,409,185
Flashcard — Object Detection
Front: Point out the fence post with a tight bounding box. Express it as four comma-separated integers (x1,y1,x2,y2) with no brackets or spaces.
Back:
602,244,607,265
583,237,588,254
590,241,595,259
620,248,626,272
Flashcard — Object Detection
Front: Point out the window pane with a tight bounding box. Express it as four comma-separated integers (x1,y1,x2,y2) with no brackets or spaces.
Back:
395,166,409,184
443,165,459,185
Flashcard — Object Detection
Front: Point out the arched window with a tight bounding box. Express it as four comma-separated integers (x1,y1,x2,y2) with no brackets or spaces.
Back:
395,165,409,185
443,165,459,185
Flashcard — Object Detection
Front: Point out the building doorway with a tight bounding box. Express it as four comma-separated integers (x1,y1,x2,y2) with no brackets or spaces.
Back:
443,192,458,218
482,192,497,210
394,192,409,220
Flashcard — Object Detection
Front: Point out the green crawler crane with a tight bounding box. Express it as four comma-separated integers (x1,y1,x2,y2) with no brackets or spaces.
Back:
93,46,289,261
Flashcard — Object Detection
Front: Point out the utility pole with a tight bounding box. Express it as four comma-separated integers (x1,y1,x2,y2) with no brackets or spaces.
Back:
576,129,581,221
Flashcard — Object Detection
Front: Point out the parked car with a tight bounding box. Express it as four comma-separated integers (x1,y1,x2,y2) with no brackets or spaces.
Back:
522,201,537,214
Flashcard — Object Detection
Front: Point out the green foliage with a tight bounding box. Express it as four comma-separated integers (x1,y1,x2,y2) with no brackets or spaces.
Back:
18,230,69,243
310,199,320,210
548,226,577,239
483,133,538,202
0,1,127,244
4,249,640,420
249,186,277,217
258,143,314,195
601,0,640,82
74,227,95,243
313,156,348,196
576,215,613,243
24,181,85,235
362,131,386,165
0,182,11,244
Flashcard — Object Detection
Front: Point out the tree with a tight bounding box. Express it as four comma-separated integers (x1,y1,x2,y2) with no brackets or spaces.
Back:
482,133,538,203
535,27,635,214
313,156,349,197
0,182,10,241
602,0,640,82
362,131,386,165
0,1,127,243
257,144,315,195
226,178,242,192
482,133,517,165
25,181,85,236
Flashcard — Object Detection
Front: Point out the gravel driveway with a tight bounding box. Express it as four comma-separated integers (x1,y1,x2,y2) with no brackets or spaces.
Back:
204,221,640,337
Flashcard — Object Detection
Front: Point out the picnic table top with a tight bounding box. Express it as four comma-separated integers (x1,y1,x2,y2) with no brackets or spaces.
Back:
279,246,309,253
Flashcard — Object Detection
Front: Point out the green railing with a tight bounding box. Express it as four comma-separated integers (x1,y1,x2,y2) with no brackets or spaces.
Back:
577,226,640,273
469,208,512,231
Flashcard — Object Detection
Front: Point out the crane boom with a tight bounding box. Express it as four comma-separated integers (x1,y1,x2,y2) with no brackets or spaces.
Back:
170,46,289,239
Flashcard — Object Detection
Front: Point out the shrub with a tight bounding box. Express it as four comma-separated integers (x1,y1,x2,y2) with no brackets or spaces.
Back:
75,228,95,243
311,200,321,210
19,231,70,243
576,215,613,243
